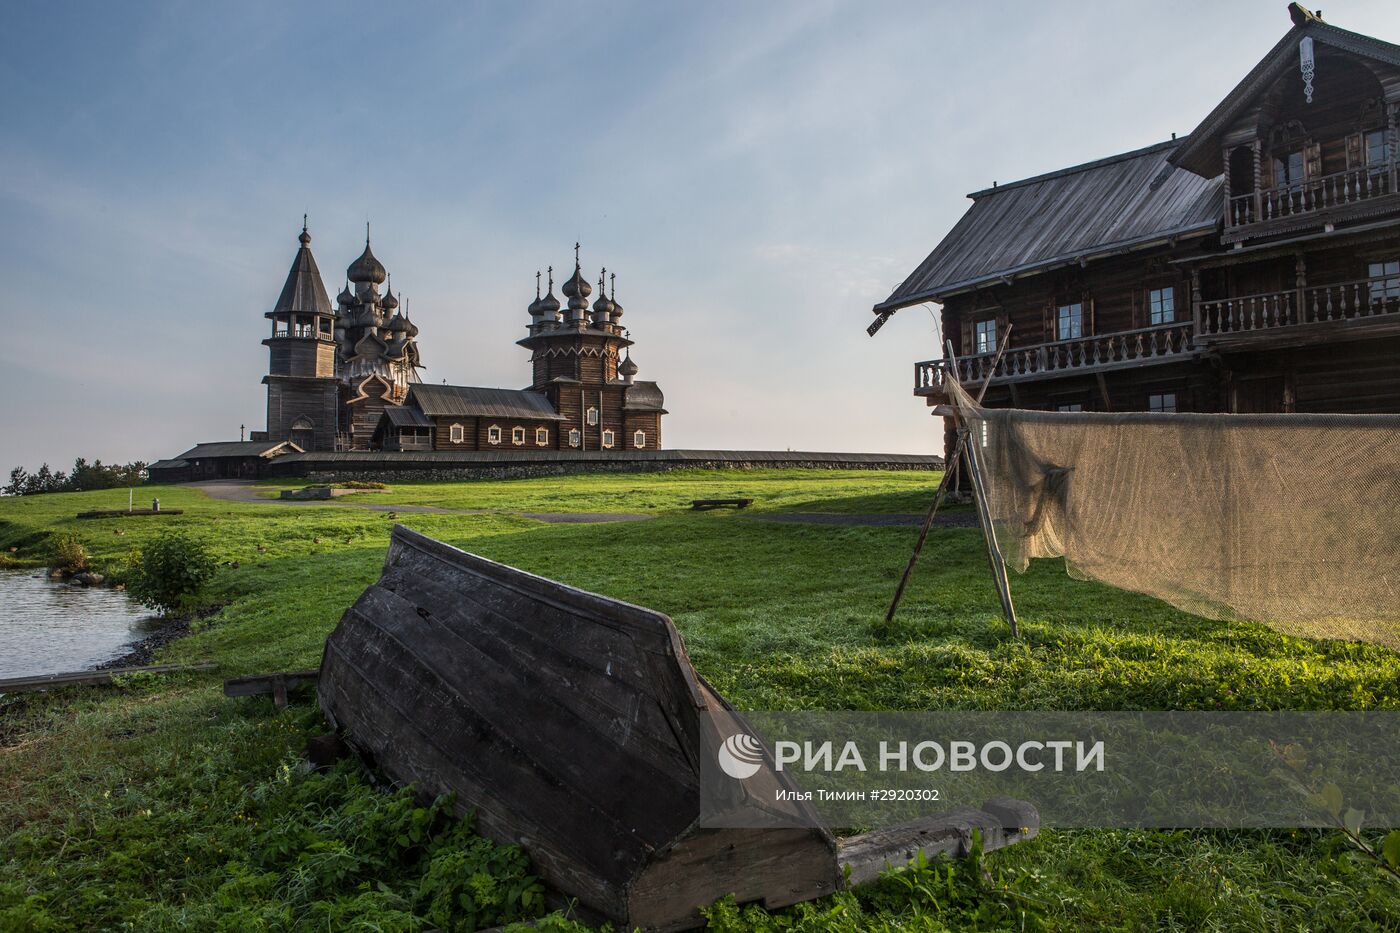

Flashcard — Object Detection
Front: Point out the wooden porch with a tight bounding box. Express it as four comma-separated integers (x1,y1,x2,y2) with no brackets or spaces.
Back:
1224,163,1400,243
1196,272,1400,348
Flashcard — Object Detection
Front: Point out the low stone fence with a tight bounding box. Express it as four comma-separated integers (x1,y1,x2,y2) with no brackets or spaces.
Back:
262,449,942,483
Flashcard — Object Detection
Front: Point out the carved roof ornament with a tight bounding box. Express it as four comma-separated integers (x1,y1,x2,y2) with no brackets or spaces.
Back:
1300,35,1316,104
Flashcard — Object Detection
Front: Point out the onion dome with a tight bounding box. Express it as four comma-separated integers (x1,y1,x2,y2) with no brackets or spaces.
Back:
348,225,387,284
404,316,419,338
609,272,624,320
561,244,591,316
389,311,409,332
337,281,355,306
527,271,546,317
537,267,561,318
591,268,615,321
298,221,311,247
618,353,638,378
381,289,399,311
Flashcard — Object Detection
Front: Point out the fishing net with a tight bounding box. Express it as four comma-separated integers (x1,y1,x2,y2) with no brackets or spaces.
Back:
947,379,1400,647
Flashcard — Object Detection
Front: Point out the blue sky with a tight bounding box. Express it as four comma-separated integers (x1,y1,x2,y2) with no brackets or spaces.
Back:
4,0,1399,470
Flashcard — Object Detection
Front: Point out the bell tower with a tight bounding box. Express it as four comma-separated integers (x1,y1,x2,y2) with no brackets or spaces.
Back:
262,219,340,451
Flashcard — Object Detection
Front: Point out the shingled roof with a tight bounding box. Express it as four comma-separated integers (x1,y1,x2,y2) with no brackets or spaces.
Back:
271,229,333,317
174,440,302,460
407,384,566,421
874,140,1222,312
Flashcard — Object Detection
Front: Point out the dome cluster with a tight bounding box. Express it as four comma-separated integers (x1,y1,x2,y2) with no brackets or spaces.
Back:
527,245,628,335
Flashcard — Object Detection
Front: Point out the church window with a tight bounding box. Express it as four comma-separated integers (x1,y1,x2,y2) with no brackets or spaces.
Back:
634,431,646,448
512,427,526,445
535,427,549,446
602,429,616,449
449,423,464,444
586,407,599,426
568,429,581,448
488,425,502,445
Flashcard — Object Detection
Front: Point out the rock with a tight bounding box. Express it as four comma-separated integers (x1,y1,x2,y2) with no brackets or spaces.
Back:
72,571,105,586
49,568,64,579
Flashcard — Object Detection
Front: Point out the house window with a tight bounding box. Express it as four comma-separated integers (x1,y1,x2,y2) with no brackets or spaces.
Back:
973,319,997,354
487,425,502,445
1148,392,1178,413
568,428,581,448
1365,129,1388,168
1057,404,1083,412
601,429,616,449
1273,150,1304,187
1369,260,1400,303
1148,287,1175,325
512,427,525,445
1057,303,1083,341
449,423,464,444
586,407,599,426
634,430,646,448
535,427,549,446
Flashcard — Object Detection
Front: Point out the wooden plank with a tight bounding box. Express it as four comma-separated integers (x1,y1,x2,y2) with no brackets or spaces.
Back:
223,669,320,705
0,662,216,694
691,498,754,510
76,509,185,519
837,800,1038,888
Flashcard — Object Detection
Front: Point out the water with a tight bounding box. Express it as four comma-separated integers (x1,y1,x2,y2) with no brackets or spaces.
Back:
0,570,155,679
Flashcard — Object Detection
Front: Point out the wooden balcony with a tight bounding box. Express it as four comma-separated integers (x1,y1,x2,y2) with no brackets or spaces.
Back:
1196,273,1400,348
913,322,1195,397
1224,163,1400,242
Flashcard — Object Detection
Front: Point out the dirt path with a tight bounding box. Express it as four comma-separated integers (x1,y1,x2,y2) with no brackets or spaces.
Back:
188,481,653,524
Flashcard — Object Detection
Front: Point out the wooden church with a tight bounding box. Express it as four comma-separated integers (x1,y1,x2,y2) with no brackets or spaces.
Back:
873,4,1400,460
258,227,665,453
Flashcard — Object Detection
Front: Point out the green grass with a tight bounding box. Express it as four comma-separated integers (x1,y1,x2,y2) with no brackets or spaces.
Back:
2,470,1398,931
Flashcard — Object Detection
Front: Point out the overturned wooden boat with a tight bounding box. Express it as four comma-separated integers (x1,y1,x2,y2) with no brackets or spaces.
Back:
318,526,1037,931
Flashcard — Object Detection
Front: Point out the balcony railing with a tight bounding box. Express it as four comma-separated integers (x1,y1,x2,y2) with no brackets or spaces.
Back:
914,321,1194,394
1197,274,1400,339
1227,163,1397,228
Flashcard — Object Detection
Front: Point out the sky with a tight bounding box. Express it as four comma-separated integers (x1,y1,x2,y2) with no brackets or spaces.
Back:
4,0,1400,471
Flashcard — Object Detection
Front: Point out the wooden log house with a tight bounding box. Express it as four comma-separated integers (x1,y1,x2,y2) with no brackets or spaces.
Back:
873,4,1400,463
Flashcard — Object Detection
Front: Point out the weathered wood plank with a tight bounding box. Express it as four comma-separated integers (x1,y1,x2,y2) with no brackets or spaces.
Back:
0,662,215,693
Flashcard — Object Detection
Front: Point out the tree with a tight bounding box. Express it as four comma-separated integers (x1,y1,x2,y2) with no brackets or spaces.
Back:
3,466,26,497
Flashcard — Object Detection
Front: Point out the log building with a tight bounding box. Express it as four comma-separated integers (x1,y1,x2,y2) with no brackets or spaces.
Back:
256,227,664,453
873,4,1400,460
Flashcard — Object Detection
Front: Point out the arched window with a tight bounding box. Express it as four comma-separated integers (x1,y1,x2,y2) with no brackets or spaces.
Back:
568,429,581,448
488,425,502,445
586,407,599,426
634,430,646,449
601,429,615,449
449,423,464,444
512,427,526,445
535,427,548,446
290,416,315,451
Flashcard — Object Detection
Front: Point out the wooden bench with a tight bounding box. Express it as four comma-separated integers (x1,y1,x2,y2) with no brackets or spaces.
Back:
690,498,754,510
223,669,319,707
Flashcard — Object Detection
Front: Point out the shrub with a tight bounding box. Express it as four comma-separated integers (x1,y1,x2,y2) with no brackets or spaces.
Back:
50,534,89,574
336,481,389,490
126,533,216,615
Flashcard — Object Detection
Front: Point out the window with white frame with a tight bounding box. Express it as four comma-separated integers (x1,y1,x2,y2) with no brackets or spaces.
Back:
1148,287,1175,325
487,425,502,445
1057,303,1083,341
535,427,548,446
512,427,525,445
634,430,646,448
449,423,464,444
601,429,615,449
1148,392,1178,413
586,407,599,426
973,318,997,354
568,428,581,447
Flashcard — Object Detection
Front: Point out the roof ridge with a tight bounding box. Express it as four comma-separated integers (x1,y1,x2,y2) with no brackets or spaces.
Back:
968,139,1180,200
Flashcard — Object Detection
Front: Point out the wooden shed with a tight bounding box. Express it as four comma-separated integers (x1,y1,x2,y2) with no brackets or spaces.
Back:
318,527,1036,930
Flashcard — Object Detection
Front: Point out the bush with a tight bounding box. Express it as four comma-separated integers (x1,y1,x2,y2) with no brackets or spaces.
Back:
127,533,216,615
50,534,89,574
336,481,389,490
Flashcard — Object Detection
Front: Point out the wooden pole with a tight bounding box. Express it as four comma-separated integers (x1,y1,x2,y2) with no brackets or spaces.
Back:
946,339,1020,637
885,327,1012,624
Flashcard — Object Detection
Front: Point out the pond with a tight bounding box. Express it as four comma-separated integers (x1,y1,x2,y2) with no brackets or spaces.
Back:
0,570,155,680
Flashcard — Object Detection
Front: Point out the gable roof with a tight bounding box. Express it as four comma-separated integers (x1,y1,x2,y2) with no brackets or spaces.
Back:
874,140,1221,311
1170,5,1400,178
174,440,302,460
272,240,333,316
407,384,565,421
380,405,434,429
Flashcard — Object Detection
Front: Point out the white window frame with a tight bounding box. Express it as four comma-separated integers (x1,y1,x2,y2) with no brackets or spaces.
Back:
586,407,599,426
601,429,616,449
535,427,549,446
487,425,502,445
568,428,581,448
512,426,525,445
634,430,646,448
449,423,464,444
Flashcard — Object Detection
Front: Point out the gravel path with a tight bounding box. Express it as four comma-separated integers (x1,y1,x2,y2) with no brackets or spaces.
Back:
188,481,653,524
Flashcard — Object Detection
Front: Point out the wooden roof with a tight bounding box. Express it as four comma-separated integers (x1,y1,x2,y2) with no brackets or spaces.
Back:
407,384,566,421
271,233,333,317
174,440,301,460
379,405,434,429
875,141,1221,311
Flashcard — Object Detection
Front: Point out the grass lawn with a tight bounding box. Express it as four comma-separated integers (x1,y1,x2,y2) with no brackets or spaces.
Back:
1,470,1398,931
